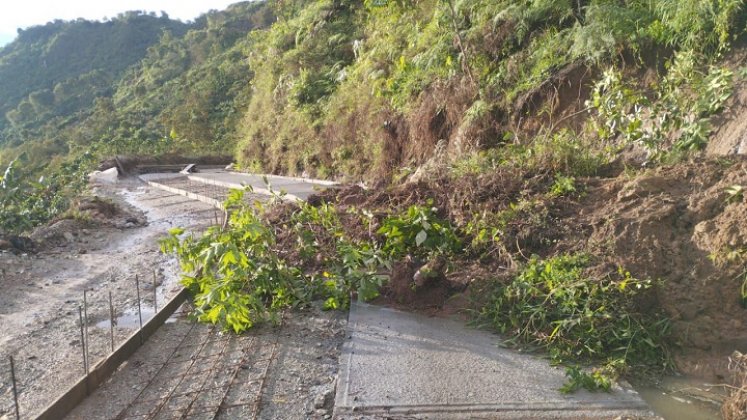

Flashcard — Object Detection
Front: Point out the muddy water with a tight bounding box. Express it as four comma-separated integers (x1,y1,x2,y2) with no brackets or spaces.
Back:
90,184,209,331
635,376,725,419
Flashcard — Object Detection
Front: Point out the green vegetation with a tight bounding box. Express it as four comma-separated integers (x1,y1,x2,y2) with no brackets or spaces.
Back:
378,202,461,259
162,190,366,331
2,0,746,231
161,189,465,332
0,153,94,233
560,365,614,394
0,2,273,233
725,184,745,204
233,0,745,178
479,254,671,386
2,0,747,394
588,58,735,160
0,11,189,144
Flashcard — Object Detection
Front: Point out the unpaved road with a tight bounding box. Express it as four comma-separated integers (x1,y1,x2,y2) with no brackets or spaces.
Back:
0,179,218,418
1,176,345,420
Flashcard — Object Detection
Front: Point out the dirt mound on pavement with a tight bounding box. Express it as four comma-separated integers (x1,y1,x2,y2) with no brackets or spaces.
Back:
309,157,747,379
552,159,747,379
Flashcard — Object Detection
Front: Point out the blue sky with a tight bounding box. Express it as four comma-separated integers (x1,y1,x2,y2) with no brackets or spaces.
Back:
0,1,240,47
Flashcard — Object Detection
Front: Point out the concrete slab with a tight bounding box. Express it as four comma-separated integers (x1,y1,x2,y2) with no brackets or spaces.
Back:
334,302,657,419
187,171,334,201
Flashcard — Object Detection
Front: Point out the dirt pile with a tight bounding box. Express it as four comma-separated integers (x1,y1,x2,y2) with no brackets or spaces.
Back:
304,156,747,379
0,234,34,254
555,159,747,379
31,196,147,250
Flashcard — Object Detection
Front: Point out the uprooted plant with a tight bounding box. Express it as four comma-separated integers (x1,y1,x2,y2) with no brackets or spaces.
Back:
160,189,462,332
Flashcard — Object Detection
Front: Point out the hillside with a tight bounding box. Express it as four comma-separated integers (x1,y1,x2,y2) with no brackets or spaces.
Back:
0,12,189,146
2,1,747,416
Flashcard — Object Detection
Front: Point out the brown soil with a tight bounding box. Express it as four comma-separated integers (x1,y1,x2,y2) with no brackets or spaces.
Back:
722,351,747,420
304,156,747,383
556,159,747,380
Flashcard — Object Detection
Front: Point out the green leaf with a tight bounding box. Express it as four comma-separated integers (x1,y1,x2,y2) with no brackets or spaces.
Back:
169,227,185,236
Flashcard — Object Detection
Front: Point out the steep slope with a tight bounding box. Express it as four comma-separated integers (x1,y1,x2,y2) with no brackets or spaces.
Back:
234,0,747,181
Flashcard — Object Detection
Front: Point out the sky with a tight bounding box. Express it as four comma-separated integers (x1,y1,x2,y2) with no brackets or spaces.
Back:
0,0,240,47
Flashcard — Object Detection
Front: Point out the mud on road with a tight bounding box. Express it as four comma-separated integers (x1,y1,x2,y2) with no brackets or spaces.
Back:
0,179,220,418
1,177,347,420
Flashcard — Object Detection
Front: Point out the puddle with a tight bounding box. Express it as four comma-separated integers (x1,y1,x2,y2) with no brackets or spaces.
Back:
95,305,180,330
635,376,725,420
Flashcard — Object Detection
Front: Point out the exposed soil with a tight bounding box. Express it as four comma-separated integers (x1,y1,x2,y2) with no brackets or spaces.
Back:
559,159,747,380
0,179,217,419
305,156,747,385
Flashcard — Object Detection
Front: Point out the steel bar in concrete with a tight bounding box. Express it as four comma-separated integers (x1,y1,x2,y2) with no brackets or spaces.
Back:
83,289,89,370
108,291,115,352
77,306,87,375
152,270,158,313
10,356,20,420
135,275,143,344
35,289,189,420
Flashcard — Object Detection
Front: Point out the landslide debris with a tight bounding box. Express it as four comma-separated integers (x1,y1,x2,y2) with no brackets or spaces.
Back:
30,195,147,251
298,156,747,381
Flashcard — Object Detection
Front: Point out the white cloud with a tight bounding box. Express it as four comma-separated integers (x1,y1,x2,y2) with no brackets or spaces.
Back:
0,1,240,35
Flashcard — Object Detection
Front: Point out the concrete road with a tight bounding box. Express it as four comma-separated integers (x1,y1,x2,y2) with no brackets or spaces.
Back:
187,170,335,201
334,302,656,419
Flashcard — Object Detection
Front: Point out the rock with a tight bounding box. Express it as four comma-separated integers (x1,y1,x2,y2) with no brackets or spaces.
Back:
313,394,326,409
63,232,75,243
413,255,446,288
313,388,333,409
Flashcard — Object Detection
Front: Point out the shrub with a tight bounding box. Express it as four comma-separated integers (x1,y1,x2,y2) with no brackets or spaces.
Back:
479,254,671,372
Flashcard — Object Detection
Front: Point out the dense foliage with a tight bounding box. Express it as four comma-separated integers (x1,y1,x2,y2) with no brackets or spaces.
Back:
0,12,189,147
0,2,273,232
161,189,458,332
234,0,746,179
0,153,94,233
0,1,274,167
479,254,671,373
